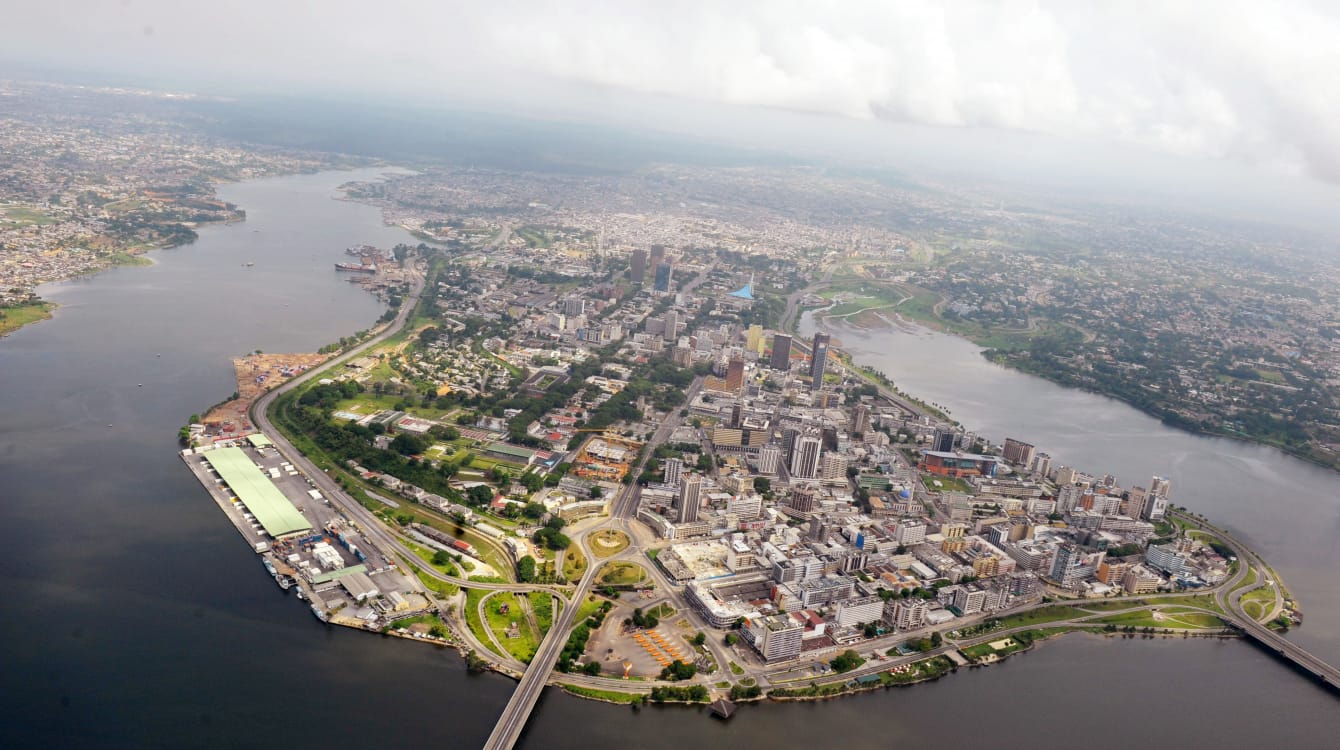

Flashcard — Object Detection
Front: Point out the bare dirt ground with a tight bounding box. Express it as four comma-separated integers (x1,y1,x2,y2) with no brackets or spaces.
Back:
202,352,329,431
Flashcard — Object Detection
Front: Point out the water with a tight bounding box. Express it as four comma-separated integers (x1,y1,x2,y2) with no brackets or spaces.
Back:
802,313,1340,665
1,170,1335,749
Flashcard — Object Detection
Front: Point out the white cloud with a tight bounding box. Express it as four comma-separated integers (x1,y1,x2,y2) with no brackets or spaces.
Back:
6,0,1340,182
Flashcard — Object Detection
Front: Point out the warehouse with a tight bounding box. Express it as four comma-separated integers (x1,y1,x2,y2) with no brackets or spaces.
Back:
204,446,312,538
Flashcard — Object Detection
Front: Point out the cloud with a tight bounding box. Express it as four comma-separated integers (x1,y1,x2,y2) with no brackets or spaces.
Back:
6,1,1340,182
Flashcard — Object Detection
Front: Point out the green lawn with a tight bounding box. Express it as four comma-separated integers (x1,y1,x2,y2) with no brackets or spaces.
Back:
560,684,642,704
590,530,630,558
406,563,459,598
1094,609,1226,630
563,544,588,582
920,475,973,493
598,561,647,586
0,205,56,226
0,302,56,336
529,591,555,633
463,588,503,658
992,606,1081,629
483,592,542,663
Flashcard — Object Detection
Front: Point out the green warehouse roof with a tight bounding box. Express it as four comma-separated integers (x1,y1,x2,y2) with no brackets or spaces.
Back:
206,447,311,538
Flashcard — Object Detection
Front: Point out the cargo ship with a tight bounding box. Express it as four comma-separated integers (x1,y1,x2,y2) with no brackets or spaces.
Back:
335,262,377,273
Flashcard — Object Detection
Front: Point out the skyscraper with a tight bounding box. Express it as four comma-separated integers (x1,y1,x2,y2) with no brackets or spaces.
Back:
653,262,674,292
663,457,683,487
770,334,793,370
745,324,764,355
725,355,745,392
809,332,830,390
932,427,957,453
790,485,819,514
663,310,679,342
678,473,702,524
629,248,647,283
649,244,666,270
850,404,870,435
757,445,780,475
790,433,822,478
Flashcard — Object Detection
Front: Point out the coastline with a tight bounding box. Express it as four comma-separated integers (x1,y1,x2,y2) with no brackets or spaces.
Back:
806,287,1340,474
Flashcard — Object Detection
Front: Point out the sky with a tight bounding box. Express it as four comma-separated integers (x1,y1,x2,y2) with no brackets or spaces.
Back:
4,1,1340,216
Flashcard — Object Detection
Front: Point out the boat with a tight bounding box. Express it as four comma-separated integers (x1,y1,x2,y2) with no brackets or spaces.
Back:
274,574,293,591
244,262,255,267
294,587,307,601
262,559,277,576
335,262,377,273
311,604,329,623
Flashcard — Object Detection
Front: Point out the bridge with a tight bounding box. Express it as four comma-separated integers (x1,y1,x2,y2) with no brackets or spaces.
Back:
1233,617,1340,693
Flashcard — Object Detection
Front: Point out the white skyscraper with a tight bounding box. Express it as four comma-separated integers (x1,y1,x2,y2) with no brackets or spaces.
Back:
790,434,823,479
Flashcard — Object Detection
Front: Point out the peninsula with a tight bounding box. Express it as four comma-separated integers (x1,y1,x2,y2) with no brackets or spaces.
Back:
182,230,1334,749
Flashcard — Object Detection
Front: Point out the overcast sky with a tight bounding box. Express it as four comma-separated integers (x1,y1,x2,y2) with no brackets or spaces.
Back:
5,1,1340,198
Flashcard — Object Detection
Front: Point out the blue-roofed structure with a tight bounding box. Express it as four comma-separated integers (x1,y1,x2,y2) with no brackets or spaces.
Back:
728,284,754,300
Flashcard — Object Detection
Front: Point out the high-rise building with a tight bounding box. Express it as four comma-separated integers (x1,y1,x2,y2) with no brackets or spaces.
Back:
1030,452,1052,478
678,474,702,524
1124,486,1149,520
663,310,679,342
891,599,928,630
745,324,764,355
770,334,793,370
809,333,831,390
1145,476,1171,520
745,614,803,663
757,445,781,475
725,355,745,392
932,427,957,453
653,262,673,292
1001,438,1036,468
629,248,647,283
820,452,849,484
649,244,666,270
563,297,586,317
790,433,822,478
663,457,684,487
790,485,819,514
850,404,871,435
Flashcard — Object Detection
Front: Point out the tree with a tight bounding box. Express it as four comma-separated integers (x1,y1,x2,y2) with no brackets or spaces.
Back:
589,486,604,499
583,661,602,676
930,631,942,648
517,555,537,583
432,550,453,566
691,631,706,646
753,477,771,493
467,485,495,506
390,432,427,456
521,502,546,519
659,659,697,681
724,632,739,646
829,650,865,673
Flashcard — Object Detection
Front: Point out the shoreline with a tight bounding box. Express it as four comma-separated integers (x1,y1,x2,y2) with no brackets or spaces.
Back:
807,292,1340,475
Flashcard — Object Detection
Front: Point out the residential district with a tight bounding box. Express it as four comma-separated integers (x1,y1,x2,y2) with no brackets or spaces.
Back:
181,229,1313,727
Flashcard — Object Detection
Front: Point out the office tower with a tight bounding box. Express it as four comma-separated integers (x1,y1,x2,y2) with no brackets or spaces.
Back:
790,433,822,478
1124,486,1148,521
629,248,647,283
932,427,956,453
663,457,683,487
678,474,702,523
663,310,679,342
745,324,764,355
770,334,793,370
820,452,849,483
1145,476,1171,520
850,404,870,435
790,485,819,514
649,244,666,270
1002,438,1036,467
1031,452,1052,478
809,332,830,390
653,262,674,292
757,445,781,475
564,297,586,317
725,355,745,392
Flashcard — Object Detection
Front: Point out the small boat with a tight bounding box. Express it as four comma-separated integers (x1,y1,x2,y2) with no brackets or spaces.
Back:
295,588,307,601
262,559,277,576
275,574,293,591
311,604,329,623
244,262,255,267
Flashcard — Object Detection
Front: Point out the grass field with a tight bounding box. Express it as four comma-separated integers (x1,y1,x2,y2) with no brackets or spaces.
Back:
406,563,459,598
590,530,630,559
0,205,57,226
992,605,1083,630
530,591,555,633
483,592,542,663
920,475,973,493
563,543,588,581
560,684,642,704
1095,608,1226,630
598,561,647,586
0,302,55,337
464,588,503,658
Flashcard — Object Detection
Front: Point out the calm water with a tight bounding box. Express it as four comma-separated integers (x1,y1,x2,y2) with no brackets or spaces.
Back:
1,171,1335,749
